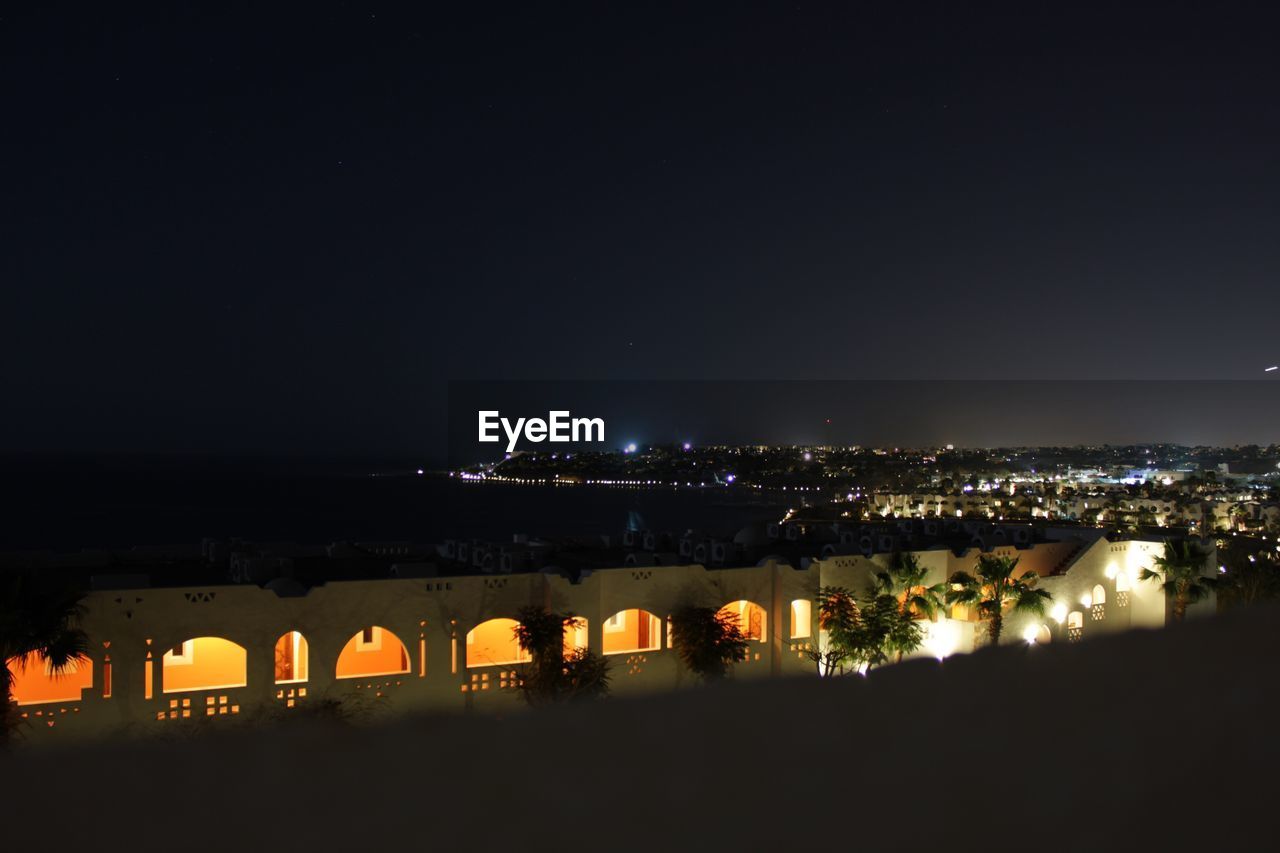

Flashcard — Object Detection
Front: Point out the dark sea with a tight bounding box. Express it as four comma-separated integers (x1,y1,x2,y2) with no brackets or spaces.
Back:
0,454,789,551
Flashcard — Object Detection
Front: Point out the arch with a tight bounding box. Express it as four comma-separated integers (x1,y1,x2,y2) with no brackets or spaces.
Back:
719,600,767,643
1092,584,1107,605
465,617,590,667
602,609,662,655
335,626,410,679
1067,611,1084,629
790,599,812,639
1033,624,1052,644
6,652,93,705
564,618,589,655
466,618,530,668
274,631,309,684
163,637,246,694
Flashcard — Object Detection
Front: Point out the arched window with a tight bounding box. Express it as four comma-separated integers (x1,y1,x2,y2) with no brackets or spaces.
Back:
1091,584,1107,621
564,618,589,654
790,600,812,639
6,652,93,705
719,600,767,642
1115,571,1132,593
601,609,662,655
465,618,530,668
163,637,247,693
274,631,309,683
1066,611,1084,643
335,626,410,679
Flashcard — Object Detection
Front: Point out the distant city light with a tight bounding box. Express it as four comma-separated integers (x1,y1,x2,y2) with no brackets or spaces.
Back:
725,473,736,483
624,442,637,453
803,452,812,462
416,469,424,475
682,442,692,451
1267,366,1279,372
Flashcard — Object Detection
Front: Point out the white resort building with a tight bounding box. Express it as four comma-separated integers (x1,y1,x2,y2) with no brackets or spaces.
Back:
6,524,1213,742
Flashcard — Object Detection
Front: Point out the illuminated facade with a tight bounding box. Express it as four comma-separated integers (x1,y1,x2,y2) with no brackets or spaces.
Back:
7,534,1212,741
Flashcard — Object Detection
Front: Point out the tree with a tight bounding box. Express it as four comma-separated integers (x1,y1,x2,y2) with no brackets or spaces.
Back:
1104,494,1126,527
945,554,1052,645
2,571,90,742
875,553,946,662
808,586,914,675
1232,507,1252,532
808,587,858,675
870,592,922,668
1139,541,1215,622
1215,544,1280,610
669,605,748,682
512,605,610,705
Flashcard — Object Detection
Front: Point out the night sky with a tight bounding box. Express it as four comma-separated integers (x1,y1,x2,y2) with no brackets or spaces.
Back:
3,3,1279,456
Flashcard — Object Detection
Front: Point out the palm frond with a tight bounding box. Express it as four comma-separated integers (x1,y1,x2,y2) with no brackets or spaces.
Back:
40,628,90,674
1011,586,1052,617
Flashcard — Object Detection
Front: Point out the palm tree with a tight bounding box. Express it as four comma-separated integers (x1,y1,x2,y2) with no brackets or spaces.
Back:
1233,507,1251,532
875,553,946,661
1104,494,1126,527
1138,541,1215,622
877,552,947,620
2,571,90,742
945,554,1052,645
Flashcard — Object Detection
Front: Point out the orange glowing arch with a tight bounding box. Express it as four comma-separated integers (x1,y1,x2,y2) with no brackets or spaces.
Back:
336,626,410,679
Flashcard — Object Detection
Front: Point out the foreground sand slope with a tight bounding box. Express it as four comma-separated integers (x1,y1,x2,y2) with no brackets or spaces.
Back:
7,604,1276,852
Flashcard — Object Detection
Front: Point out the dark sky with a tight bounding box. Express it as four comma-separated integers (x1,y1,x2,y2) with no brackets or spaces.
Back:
3,3,1279,456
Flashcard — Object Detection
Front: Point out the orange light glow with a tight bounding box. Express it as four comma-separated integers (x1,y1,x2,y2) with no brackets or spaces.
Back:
162,637,247,694
790,599,812,639
465,618,530,668
335,626,410,679
6,652,93,706
601,609,662,655
274,631,309,683
719,600,767,642
563,618,588,655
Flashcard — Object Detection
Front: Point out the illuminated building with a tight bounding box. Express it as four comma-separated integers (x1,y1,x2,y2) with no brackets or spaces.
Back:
6,528,1212,741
